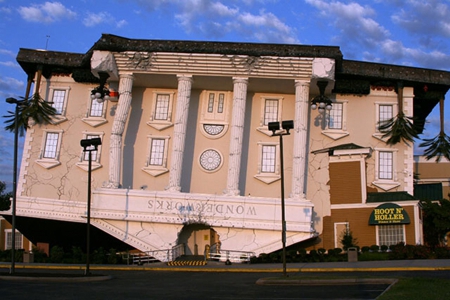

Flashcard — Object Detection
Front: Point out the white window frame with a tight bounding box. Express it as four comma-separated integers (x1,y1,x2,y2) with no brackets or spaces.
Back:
36,129,63,169
321,100,349,141
142,135,170,177
76,132,105,172
257,96,283,136
254,142,280,184
5,229,23,250
376,224,405,246
199,91,231,139
373,102,398,141
82,88,108,127
147,91,175,131
48,86,70,124
373,148,400,191
334,222,349,248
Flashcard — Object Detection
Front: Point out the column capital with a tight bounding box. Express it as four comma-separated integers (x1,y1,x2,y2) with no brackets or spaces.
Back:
177,74,194,82
119,72,134,80
232,77,249,84
294,79,310,87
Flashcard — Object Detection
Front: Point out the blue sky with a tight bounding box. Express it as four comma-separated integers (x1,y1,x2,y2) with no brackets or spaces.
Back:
1,0,450,191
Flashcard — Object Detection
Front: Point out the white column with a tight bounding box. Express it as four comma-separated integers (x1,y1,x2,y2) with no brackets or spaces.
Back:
166,75,193,192
291,80,310,199
224,77,248,196
106,73,134,188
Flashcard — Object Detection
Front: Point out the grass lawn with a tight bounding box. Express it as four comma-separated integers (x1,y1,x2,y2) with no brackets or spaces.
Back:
378,277,450,299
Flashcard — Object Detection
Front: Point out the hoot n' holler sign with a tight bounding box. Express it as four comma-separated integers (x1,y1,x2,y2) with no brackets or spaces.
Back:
369,203,410,225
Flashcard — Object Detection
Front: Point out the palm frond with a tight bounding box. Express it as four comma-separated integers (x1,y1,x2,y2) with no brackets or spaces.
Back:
3,94,56,135
419,132,450,162
378,112,420,146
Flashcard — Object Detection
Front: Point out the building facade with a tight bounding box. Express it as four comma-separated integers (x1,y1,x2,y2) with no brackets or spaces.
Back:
5,34,450,259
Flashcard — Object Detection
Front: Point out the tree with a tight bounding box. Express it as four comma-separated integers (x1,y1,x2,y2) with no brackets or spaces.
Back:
421,199,450,247
0,181,12,211
419,98,450,162
340,226,358,251
4,93,56,136
378,82,420,146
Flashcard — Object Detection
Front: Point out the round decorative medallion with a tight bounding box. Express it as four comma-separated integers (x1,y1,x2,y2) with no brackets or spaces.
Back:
203,124,225,136
199,149,222,171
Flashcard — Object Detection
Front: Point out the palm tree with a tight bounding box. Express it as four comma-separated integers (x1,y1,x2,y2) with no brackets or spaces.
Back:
3,68,56,274
378,82,420,146
419,98,450,162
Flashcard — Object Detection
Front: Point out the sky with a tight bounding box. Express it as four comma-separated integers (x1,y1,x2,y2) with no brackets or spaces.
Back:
0,0,450,191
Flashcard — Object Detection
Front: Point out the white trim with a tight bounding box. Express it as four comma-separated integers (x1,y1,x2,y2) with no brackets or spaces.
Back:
334,222,349,248
373,148,400,191
147,90,176,131
321,100,349,140
254,141,281,184
48,86,71,124
76,131,105,172
82,88,108,127
331,200,419,210
256,96,283,136
142,135,170,176
35,129,64,169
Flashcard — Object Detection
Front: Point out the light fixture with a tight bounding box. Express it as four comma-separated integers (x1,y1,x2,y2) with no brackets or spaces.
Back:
268,119,294,277
311,81,332,113
80,137,102,276
91,72,110,103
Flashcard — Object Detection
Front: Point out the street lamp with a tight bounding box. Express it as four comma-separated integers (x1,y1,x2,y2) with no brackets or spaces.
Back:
5,97,23,275
80,137,102,276
268,120,294,277
90,72,110,103
310,81,332,113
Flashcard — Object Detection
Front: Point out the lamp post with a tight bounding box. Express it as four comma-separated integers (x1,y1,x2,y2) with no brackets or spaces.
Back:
80,137,102,276
268,120,294,277
5,97,22,275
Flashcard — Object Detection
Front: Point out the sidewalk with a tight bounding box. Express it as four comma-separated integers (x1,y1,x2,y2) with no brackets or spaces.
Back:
2,259,450,273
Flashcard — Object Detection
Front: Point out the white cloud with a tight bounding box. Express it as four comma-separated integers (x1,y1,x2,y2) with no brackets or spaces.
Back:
0,61,19,68
0,76,23,93
0,49,15,57
18,1,76,23
83,11,128,29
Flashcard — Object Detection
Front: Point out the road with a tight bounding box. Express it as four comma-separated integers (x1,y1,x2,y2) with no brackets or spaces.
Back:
3,269,440,300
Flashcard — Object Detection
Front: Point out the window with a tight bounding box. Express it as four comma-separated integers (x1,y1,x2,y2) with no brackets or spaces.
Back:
328,102,343,129
52,90,66,115
36,130,63,169
321,101,349,140
76,132,104,171
379,104,393,124
48,86,70,124
89,99,104,117
43,132,59,159
199,91,230,139
261,145,276,173
377,225,405,246
257,96,283,136
149,139,165,166
373,148,399,191
147,91,175,131
5,230,23,250
263,99,279,125
373,102,397,141
142,135,170,176
254,142,280,184
379,151,393,180
82,89,108,127
154,94,170,120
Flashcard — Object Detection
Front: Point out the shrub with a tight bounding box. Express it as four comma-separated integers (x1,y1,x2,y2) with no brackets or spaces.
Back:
50,245,65,263
380,245,389,252
361,246,370,253
370,245,380,252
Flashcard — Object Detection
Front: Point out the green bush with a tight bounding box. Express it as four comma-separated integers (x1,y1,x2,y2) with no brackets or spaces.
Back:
50,246,65,263
361,246,370,253
370,245,380,252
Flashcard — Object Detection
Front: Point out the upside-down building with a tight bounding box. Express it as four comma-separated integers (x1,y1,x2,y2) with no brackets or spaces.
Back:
4,34,450,260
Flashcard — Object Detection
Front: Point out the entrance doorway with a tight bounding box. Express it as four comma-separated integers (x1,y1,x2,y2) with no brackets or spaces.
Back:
178,224,218,256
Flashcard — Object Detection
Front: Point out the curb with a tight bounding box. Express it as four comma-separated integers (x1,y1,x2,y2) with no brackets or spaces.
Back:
0,274,113,282
256,277,398,285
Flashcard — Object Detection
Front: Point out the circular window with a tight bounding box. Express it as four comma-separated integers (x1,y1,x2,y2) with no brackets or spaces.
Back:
199,149,222,172
203,124,225,136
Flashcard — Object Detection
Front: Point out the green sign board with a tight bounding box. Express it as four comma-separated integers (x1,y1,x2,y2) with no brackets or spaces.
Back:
369,203,410,225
